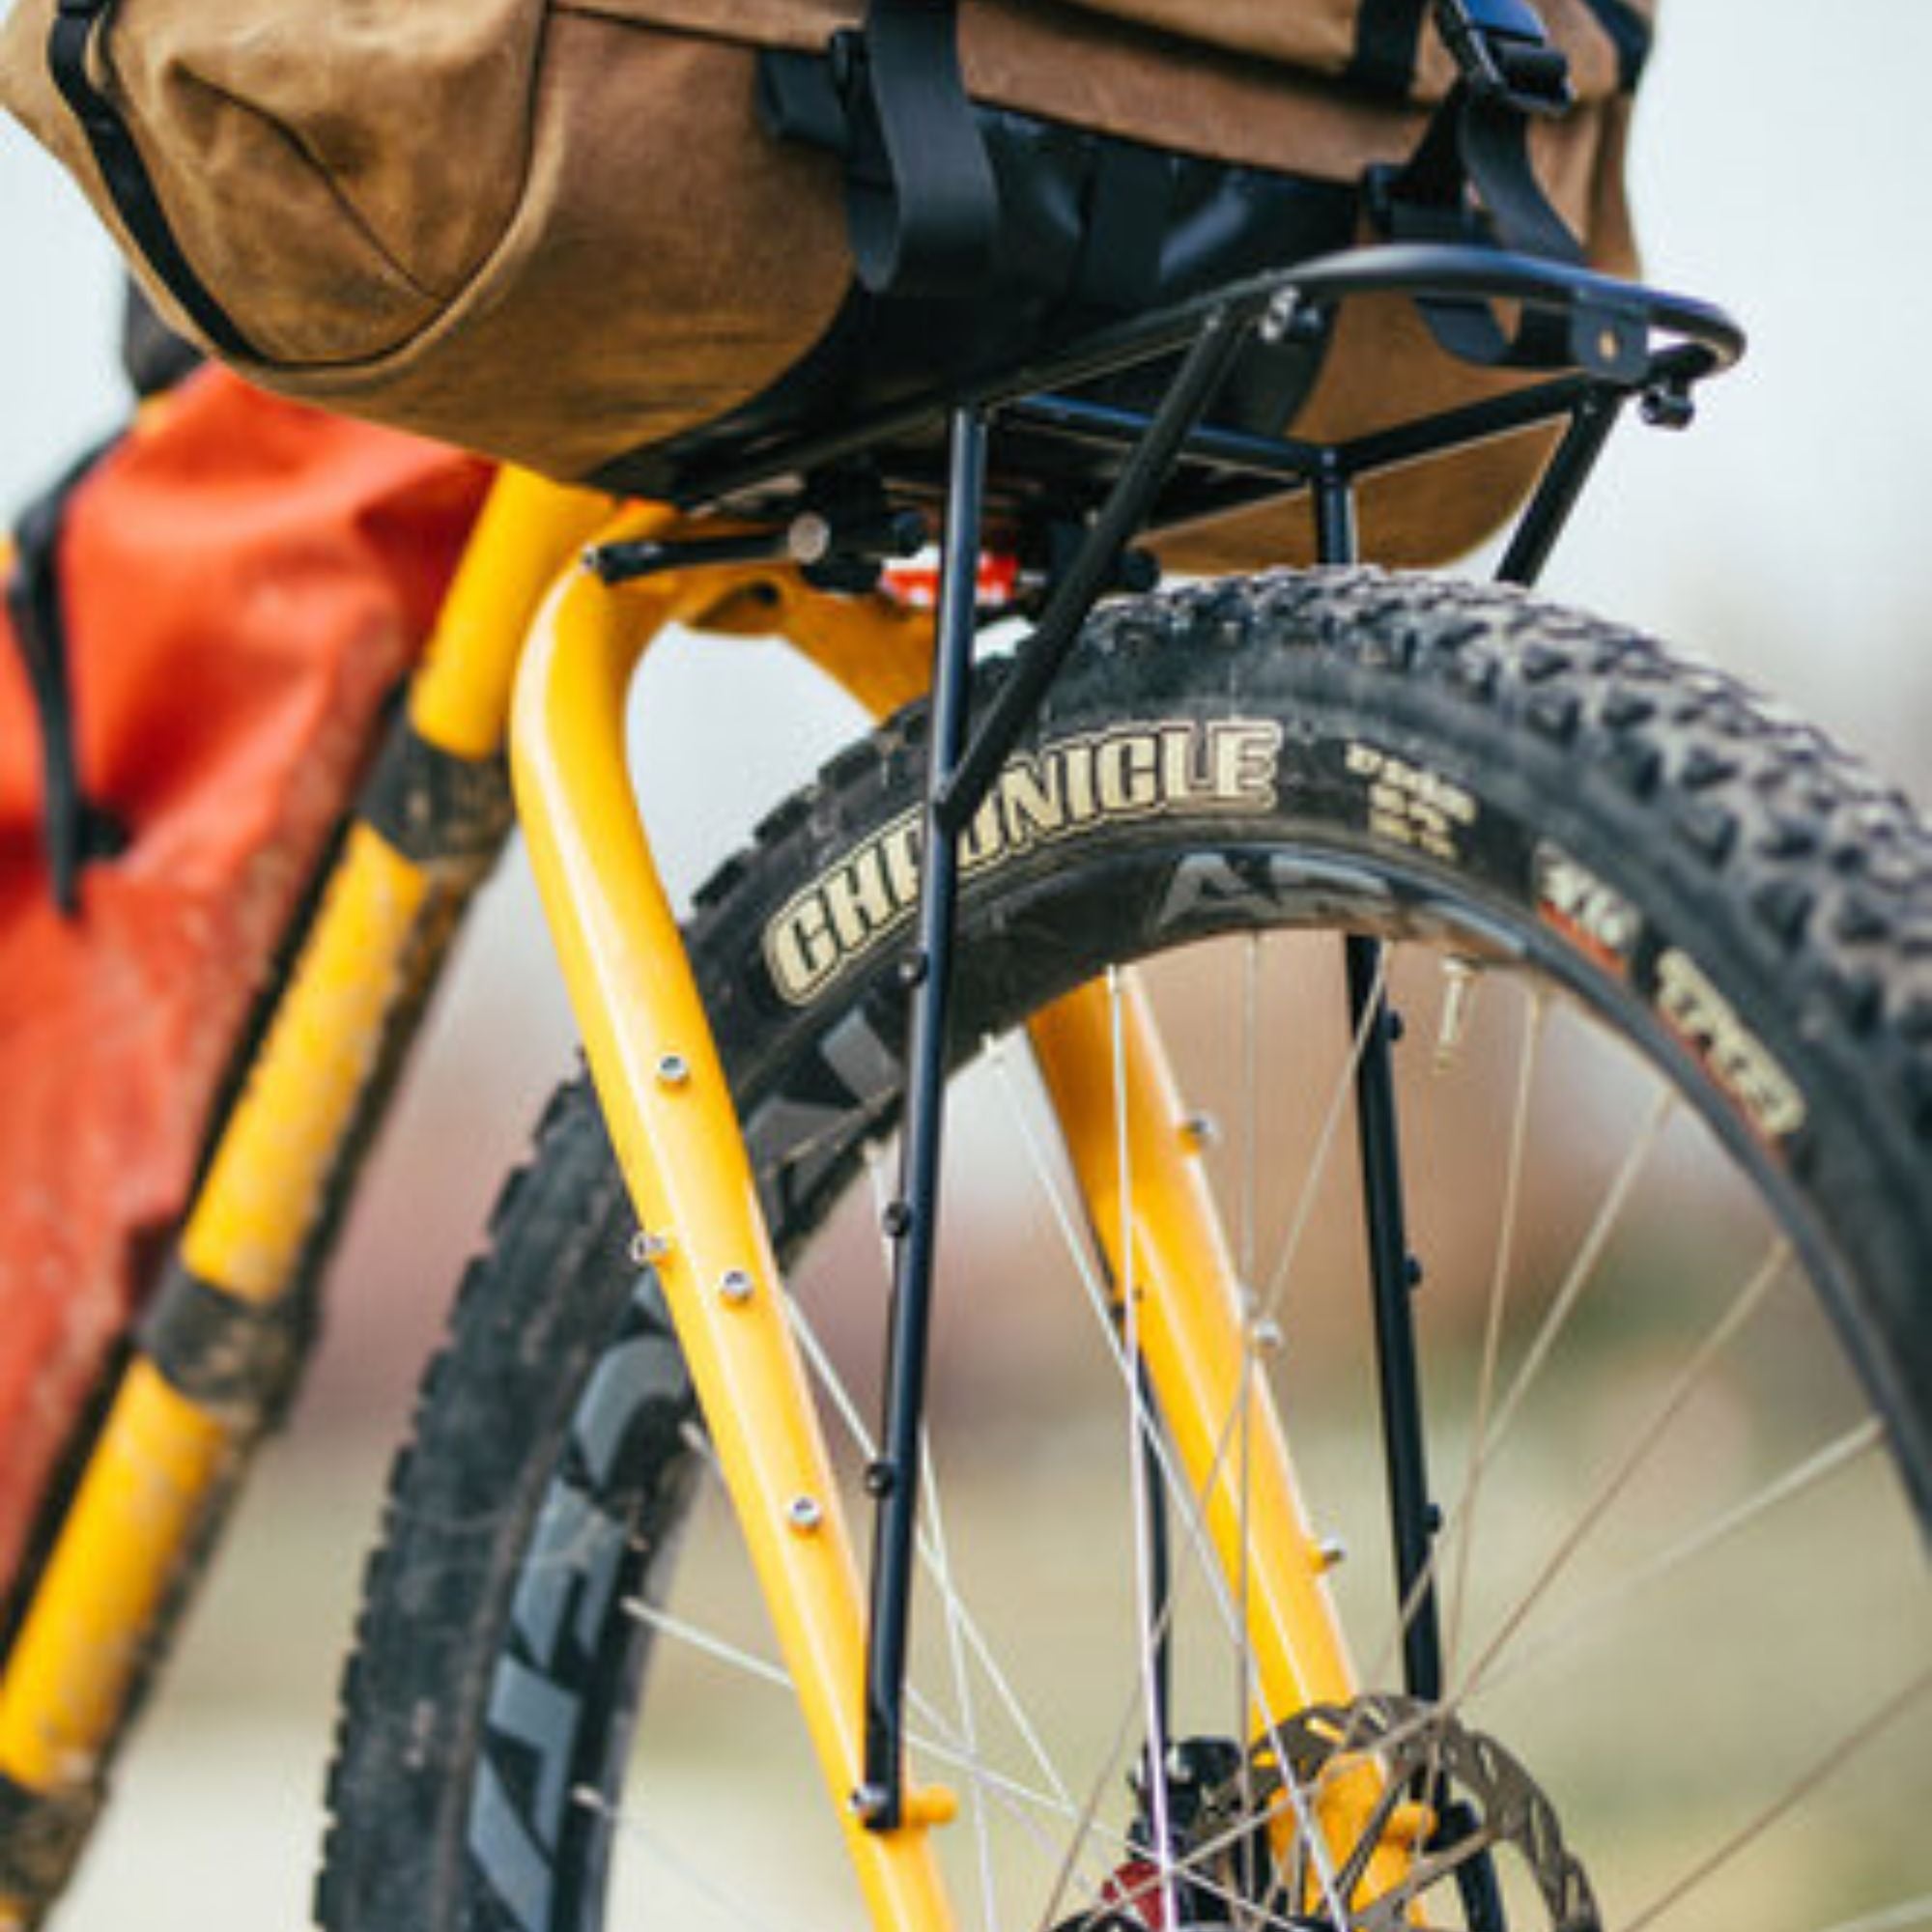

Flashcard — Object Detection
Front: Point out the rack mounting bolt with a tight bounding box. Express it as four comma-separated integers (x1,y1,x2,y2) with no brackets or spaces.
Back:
630,1231,672,1266
787,1495,824,1534
850,1783,894,1827
719,1269,755,1305
657,1052,692,1088
1260,290,1300,346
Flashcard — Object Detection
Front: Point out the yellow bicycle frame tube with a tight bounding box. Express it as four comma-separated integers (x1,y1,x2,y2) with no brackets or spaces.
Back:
0,470,612,1873
514,521,964,1932
1028,979,1402,1899
516,521,1387,1931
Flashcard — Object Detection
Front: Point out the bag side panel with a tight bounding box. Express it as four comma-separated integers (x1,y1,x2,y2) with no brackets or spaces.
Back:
0,373,489,1601
242,27,854,482
0,0,547,364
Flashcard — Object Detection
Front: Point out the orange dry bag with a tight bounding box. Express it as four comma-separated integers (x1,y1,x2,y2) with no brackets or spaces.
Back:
0,368,489,1603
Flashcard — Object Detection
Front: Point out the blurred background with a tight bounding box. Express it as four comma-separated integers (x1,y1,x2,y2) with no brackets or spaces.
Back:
3,3,1930,1926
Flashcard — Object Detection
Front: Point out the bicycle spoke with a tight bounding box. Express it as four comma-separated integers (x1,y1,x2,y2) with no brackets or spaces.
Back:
1618,1666,1932,1932
918,1433,1003,1932
1808,1897,1932,1932
1452,1233,1789,1705
1259,943,1390,1326
1239,931,1262,1291
575,1785,830,1932
1234,934,1262,1932
1365,1081,1676,1696
994,1019,1357,1932
1465,1080,1675,1478
1105,967,1181,1931
619,1593,1089,1849
1474,1416,1887,1699
1445,984,1547,1678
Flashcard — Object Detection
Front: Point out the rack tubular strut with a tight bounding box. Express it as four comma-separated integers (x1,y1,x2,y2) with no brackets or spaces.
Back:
844,242,1741,1839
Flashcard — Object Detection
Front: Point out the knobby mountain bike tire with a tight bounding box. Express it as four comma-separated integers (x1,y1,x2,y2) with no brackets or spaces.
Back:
319,569,1932,1932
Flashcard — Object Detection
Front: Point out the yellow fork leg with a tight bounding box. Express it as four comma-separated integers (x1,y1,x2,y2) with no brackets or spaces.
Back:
513,549,959,1932
1027,974,1405,1904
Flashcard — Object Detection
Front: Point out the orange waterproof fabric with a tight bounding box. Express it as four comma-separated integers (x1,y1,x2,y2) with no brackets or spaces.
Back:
0,369,489,1597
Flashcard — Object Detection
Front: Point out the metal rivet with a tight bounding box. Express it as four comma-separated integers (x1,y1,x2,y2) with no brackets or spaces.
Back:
1316,1536,1348,1573
1260,290,1300,346
630,1231,671,1266
787,1496,823,1534
719,1268,755,1305
657,1053,691,1088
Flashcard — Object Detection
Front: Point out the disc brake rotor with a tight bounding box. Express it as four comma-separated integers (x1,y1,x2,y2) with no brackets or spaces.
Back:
1255,1694,1601,1932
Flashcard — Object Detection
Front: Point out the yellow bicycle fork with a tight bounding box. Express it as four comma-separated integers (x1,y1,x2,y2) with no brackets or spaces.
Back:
0,472,1381,1928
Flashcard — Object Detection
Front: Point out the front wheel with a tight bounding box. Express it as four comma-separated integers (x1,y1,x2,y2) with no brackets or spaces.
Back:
322,568,1932,1932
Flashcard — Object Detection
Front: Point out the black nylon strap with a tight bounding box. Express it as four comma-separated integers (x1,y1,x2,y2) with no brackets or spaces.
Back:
5,440,127,916
47,0,257,359
1366,0,1637,378
355,718,514,872
0,1768,101,1912
1346,0,1432,97
834,0,998,298
1576,0,1652,89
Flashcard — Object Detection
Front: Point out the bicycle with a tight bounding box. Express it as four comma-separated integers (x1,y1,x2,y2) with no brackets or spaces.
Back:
1,23,1929,1932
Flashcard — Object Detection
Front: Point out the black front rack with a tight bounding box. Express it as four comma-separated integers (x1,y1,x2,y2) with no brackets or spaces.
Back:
662,242,1743,542
601,238,1747,1839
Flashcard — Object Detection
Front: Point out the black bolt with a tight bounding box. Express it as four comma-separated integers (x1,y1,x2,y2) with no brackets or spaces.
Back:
881,1200,914,1238
1640,384,1696,432
1386,1008,1406,1043
864,1460,897,1498
1405,1255,1425,1291
1424,1502,1444,1536
897,951,929,990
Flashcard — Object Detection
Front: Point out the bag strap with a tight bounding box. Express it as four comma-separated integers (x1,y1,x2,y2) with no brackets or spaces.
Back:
45,0,258,359
1370,0,1645,374
6,442,128,917
826,0,1000,299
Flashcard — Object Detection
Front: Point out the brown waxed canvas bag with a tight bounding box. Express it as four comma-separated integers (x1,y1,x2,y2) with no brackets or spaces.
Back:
0,0,1655,565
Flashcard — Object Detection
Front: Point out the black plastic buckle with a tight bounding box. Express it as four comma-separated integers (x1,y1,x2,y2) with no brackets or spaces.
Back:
1432,0,1573,113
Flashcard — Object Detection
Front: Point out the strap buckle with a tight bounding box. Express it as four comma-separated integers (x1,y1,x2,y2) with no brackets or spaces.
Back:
1432,0,1573,114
